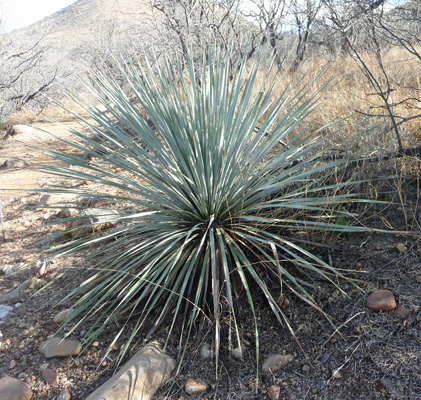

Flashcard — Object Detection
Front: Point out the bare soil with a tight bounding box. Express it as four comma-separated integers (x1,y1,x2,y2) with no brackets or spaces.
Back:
0,120,420,400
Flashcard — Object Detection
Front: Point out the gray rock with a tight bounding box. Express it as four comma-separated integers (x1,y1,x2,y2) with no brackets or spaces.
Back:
200,343,212,359
0,375,32,400
53,308,74,324
0,305,13,319
2,263,27,275
85,341,175,400
39,337,82,358
56,389,71,400
0,280,30,304
262,354,294,373
67,208,120,237
38,193,80,207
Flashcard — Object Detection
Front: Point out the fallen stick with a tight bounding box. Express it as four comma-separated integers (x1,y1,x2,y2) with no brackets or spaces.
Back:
0,193,5,241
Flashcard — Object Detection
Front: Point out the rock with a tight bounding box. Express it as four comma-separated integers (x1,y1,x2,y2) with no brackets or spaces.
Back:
1,158,27,169
185,378,209,395
232,347,243,359
56,389,71,400
367,290,396,311
38,193,79,207
380,377,397,393
396,243,407,255
302,364,310,372
2,263,26,275
58,208,78,218
5,124,33,138
66,208,120,237
0,280,30,304
200,343,212,359
0,304,14,319
412,305,420,313
18,373,29,382
332,369,342,379
53,308,74,324
39,337,82,358
281,298,290,309
0,375,32,400
85,341,175,400
10,359,17,369
262,354,294,373
42,368,58,386
416,276,421,284
394,304,410,318
31,256,48,278
268,385,281,400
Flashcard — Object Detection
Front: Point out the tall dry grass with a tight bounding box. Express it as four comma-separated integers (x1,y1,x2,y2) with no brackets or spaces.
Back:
278,47,421,155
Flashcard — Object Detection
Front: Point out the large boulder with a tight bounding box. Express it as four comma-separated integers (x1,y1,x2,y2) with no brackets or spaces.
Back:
85,341,175,400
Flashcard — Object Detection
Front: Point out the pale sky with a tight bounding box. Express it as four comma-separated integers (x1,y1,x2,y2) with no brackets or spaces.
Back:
1,0,77,31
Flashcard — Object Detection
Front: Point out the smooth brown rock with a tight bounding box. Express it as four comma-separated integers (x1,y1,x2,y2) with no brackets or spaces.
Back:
39,337,82,358
367,290,397,311
0,376,32,400
185,378,209,394
394,304,410,318
416,276,421,283
262,354,294,373
53,308,74,324
42,368,58,386
396,243,407,255
85,341,175,400
268,385,281,400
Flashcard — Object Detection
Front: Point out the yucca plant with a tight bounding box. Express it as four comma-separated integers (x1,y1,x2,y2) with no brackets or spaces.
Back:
39,46,372,373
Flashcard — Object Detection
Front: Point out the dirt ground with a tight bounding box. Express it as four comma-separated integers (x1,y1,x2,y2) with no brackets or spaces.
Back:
0,119,420,400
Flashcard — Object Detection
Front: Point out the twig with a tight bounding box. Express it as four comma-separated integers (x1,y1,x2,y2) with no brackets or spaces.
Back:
0,193,5,241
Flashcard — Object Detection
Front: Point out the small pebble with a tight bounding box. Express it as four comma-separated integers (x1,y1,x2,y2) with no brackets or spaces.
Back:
10,359,17,369
200,343,212,359
302,364,310,372
416,276,421,284
268,385,281,400
57,388,71,400
262,354,294,373
42,368,58,386
232,347,243,359
185,378,209,394
367,290,396,311
332,369,342,379
396,243,407,255
394,304,410,318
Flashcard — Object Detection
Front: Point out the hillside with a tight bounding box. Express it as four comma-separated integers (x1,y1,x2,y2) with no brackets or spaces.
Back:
10,0,156,50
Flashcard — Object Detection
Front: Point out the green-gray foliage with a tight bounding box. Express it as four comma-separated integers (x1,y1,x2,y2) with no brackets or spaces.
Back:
40,47,372,372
